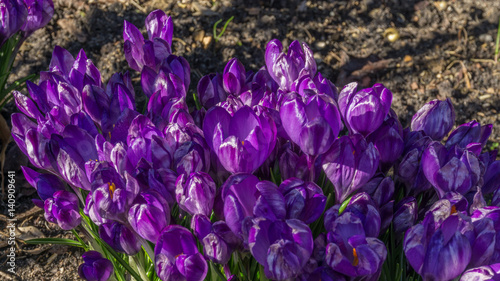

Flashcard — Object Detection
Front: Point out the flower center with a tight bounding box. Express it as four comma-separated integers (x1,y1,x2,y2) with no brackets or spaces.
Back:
450,205,457,215
108,182,116,199
352,248,359,266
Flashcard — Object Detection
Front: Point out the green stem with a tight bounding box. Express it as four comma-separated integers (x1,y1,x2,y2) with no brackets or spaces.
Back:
72,228,89,250
80,214,145,281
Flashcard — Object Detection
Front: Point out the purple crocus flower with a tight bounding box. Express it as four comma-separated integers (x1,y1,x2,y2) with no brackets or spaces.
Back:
460,264,500,281
153,54,191,90
411,98,455,140
404,210,471,280
221,174,287,240
141,66,186,100
322,134,379,203
338,83,393,136
324,192,382,238
175,172,216,216
155,225,208,281
44,190,81,230
248,218,314,280
84,193,108,226
422,141,481,198
78,251,114,281
446,120,492,149
251,66,279,94
0,0,27,46
359,175,394,231
12,90,44,121
99,221,141,255
92,171,140,223
468,215,497,268
47,47,102,91
471,207,500,266
191,215,240,264
366,116,404,171
280,92,343,156
49,125,98,191
397,130,433,195
145,9,173,44
290,71,338,101
21,0,54,37
173,140,211,176
324,202,386,280
128,191,170,243
279,178,326,224
11,113,53,170
482,160,500,195
203,105,277,174
325,234,386,280
393,197,418,234
220,173,260,238
278,142,316,181
265,39,316,91
223,58,247,95
197,73,227,109
123,10,173,72
21,166,65,207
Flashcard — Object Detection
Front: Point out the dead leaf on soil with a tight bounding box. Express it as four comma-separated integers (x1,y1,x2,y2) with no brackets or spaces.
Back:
17,226,46,241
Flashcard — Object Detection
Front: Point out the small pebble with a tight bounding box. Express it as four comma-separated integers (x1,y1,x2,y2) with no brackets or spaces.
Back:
202,36,212,49
315,41,326,49
194,30,205,42
479,94,491,100
479,34,493,42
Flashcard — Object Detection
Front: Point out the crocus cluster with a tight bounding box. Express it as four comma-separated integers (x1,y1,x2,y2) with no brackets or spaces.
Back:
1,0,53,45
13,9,500,281
0,0,54,109
0,0,54,61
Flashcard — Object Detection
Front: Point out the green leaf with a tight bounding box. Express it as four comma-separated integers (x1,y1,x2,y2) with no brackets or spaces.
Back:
193,92,201,110
24,238,85,248
213,16,234,42
209,261,227,281
4,73,38,94
338,195,353,215
71,228,89,251
80,211,145,281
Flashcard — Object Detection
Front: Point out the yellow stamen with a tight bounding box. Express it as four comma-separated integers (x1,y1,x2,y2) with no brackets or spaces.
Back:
108,131,112,140
241,140,245,146
352,248,359,266
108,182,116,199
175,253,184,259
450,205,457,215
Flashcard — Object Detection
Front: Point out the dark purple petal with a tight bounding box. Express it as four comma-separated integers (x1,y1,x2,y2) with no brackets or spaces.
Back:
78,251,113,281
145,9,173,44
175,172,216,216
99,222,141,255
411,98,455,140
49,46,75,76
44,190,81,230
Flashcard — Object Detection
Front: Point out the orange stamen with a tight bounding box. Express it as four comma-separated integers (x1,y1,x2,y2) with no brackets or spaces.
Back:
108,182,116,199
450,205,457,215
352,248,359,266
